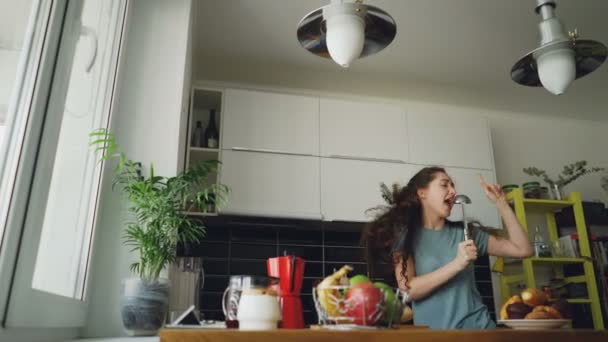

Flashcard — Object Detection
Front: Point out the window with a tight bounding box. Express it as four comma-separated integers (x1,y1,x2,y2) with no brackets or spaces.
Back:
0,0,128,328
30,0,127,300
0,0,36,256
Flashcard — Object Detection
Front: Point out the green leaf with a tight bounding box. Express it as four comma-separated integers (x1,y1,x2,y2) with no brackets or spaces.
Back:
523,161,604,187
90,130,230,280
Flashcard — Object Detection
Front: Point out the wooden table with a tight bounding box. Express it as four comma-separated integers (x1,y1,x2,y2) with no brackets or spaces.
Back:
160,328,608,342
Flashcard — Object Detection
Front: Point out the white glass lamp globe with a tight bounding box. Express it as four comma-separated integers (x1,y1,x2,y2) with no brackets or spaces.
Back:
325,14,365,67
536,47,576,95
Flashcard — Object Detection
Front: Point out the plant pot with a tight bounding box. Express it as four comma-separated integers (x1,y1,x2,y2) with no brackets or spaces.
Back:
548,184,564,200
120,278,169,336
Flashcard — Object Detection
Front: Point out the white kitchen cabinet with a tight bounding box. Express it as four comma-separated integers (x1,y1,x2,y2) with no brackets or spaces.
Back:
220,150,321,219
407,102,493,170
321,158,417,222
222,88,319,155
320,98,408,162
447,167,501,229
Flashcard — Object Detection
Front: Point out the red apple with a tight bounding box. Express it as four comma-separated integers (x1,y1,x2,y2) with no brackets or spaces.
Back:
344,282,384,326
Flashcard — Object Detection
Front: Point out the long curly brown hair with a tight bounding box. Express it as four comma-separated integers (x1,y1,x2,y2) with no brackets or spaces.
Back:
361,166,447,287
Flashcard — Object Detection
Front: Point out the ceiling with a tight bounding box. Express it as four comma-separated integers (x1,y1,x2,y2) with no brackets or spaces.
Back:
192,0,608,121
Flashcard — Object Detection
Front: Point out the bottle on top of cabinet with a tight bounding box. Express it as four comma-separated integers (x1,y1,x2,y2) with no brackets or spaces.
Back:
191,121,203,147
204,109,219,148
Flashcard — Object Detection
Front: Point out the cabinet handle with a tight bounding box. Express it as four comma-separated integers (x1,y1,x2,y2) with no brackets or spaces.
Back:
329,154,406,164
231,147,315,157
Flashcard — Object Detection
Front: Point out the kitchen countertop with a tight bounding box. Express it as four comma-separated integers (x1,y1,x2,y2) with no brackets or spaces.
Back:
64,338,158,342
159,328,608,342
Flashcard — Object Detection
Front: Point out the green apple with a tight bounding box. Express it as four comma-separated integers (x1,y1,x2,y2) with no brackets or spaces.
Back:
373,281,392,291
349,274,371,285
374,282,402,323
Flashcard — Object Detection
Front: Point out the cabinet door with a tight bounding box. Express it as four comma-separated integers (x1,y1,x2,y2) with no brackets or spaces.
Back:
220,150,321,219
222,89,319,155
447,168,501,229
321,158,417,222
320,98,408,162
407,102,493,170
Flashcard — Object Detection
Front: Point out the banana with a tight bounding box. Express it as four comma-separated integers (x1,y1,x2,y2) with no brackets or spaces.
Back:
316,265,353,319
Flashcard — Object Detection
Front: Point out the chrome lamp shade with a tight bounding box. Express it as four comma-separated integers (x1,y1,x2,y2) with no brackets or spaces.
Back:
297,2,396,63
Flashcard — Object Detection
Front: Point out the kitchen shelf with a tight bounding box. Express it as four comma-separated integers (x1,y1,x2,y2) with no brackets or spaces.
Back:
506,192,574,212
185,211,218,217
189,147,220,163
530,257,587,264
499,188,604,329
190,147,220,153
503,257,588,266
566,298,592,304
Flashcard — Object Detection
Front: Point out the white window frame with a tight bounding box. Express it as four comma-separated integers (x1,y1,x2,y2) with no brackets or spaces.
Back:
0,0,129,328
0,0,67,327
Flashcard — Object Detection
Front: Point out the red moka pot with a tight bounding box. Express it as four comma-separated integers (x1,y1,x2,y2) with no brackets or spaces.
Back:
267,255,305,329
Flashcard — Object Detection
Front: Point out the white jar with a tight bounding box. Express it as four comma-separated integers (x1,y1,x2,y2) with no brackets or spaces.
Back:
236,289,280,330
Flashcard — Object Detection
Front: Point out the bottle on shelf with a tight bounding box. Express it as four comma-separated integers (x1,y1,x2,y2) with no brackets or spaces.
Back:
204,109,219,149
191,120,204,147
533,226,551,257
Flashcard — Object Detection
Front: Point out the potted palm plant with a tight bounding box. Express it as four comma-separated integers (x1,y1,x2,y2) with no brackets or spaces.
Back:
90,129,229,335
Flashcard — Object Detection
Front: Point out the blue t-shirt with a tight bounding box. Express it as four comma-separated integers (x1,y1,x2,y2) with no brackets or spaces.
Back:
411,222,495,329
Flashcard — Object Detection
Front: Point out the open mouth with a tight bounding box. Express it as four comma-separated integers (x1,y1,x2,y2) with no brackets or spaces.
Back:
444,197,455,208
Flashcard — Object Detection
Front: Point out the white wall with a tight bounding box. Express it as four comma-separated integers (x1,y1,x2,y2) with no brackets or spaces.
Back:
490,113,608,203
195,58,608,204
82,0,192,337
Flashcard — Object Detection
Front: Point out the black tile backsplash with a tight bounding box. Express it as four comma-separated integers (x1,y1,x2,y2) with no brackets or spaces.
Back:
202,259,229,275
325,246,365,262
180,215,495,325
325,262,368,276
201,275,229,293
279,245,323,262
303,262,324,278
231,243,277,259
200,293,223,311
190,242,229,258
278,227,323,245
324,229,363,246
301,278,321,292
231,225,277,244
474,265,491,279
476,281,494,298
229,259,268,275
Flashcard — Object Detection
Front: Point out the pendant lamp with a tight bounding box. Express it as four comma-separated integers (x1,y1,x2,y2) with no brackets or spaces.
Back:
297,0,396,68
511,0,607,95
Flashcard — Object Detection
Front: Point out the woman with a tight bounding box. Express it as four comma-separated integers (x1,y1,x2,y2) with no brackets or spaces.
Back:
362,166,533,329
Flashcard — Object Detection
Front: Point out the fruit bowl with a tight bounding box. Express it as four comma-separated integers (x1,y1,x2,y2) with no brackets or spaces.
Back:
498,319,571,330
312,284,405,329
499,288,572,321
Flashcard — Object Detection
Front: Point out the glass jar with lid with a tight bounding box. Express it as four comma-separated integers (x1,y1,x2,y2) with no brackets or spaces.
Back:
522,181,541,199
539,186,550,199
501,184,519,194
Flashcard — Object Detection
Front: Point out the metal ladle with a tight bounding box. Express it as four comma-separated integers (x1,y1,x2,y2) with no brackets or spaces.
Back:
454,194,472,241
